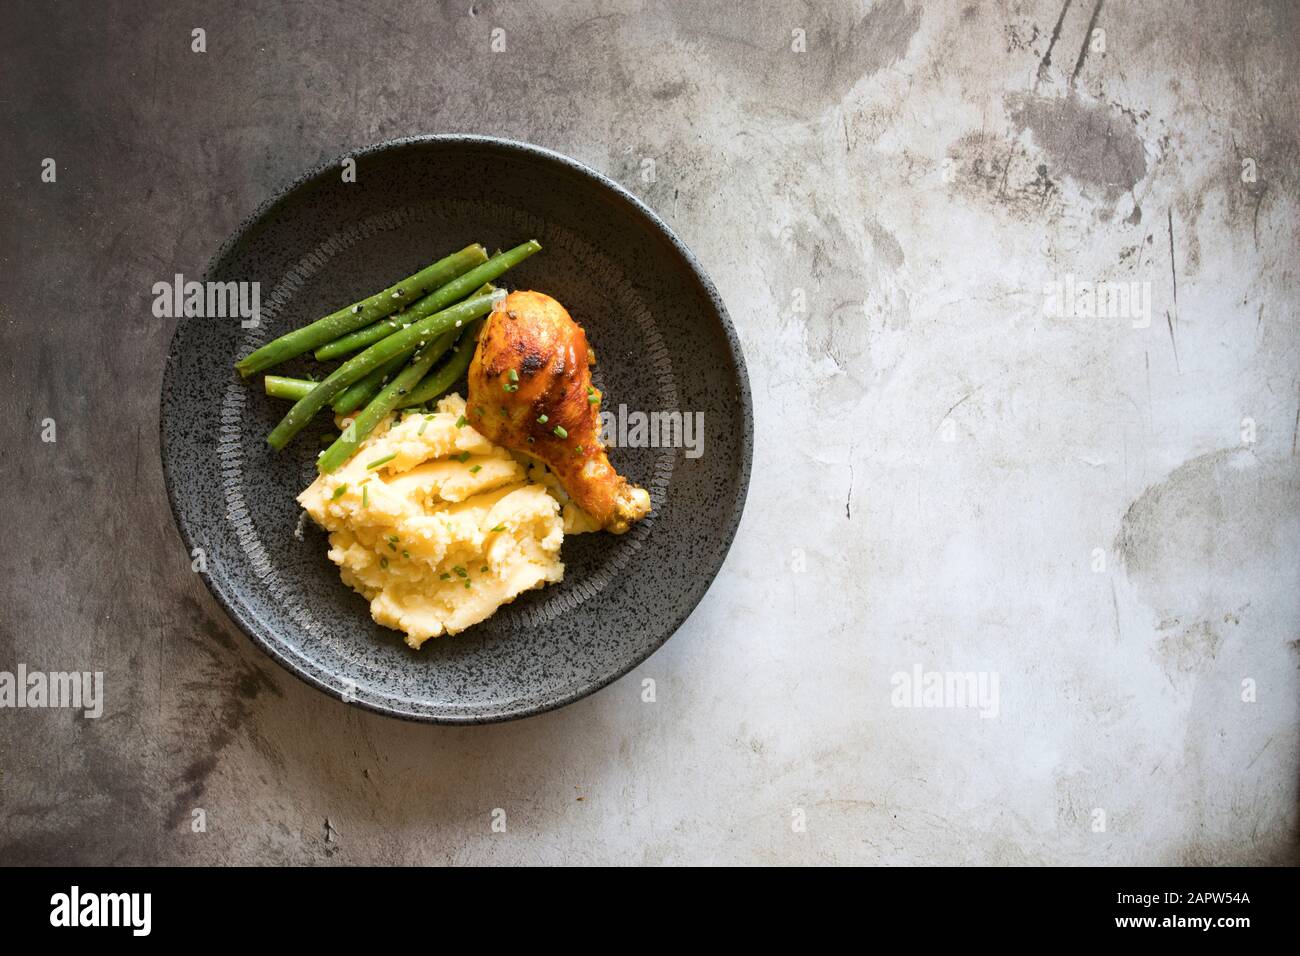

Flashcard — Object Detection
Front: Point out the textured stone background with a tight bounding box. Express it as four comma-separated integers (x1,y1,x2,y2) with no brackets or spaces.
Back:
2,0,1297,864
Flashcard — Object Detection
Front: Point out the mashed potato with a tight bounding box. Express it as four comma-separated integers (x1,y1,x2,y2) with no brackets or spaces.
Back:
298,393,591,648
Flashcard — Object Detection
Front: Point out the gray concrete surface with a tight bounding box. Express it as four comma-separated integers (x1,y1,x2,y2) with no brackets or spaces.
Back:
2,0,1297,865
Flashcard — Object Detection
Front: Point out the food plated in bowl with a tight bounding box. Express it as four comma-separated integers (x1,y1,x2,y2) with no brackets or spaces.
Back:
160,135,752,722
247,242,652,647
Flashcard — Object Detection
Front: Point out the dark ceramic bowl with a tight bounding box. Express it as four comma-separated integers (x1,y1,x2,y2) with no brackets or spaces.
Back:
160,135,752,723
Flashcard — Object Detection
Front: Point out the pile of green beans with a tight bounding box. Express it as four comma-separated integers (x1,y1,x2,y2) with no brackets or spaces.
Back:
236,243,487,377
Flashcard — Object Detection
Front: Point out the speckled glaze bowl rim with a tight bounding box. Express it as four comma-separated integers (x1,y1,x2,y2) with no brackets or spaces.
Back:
160,133,754,724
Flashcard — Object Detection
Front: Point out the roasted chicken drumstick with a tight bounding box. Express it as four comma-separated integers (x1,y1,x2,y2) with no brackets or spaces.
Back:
467,290,651,533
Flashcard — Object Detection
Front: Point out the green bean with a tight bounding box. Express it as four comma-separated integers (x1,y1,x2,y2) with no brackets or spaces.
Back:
317,344,445,474
265,290,503,450
234,243,488,377
398,318,484,408
315,279,496,362
263,375,316,401
311,241,540,361
331,353,409,415
313,311,422,361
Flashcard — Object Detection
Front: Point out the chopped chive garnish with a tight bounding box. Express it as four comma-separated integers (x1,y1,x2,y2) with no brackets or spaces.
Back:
402,550,410,559
552,425,568,439
576,445,584,454
388,542,396,551
417,419,429,436
379,556,388,569
455,451,471,463
361,485,369,507
503,383,518,392
331,484,348,500
469,464,481,474
387,534,398,542
480,566,488,573
367,453,396,470
440,573,451,581
453,565,468,578
490,523,505,532
508,368,519,382
455,415,467,428
537,414,548,423
464,579,472,589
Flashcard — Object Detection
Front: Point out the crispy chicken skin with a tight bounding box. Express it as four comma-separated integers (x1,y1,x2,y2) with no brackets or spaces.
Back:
467,290,651,533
